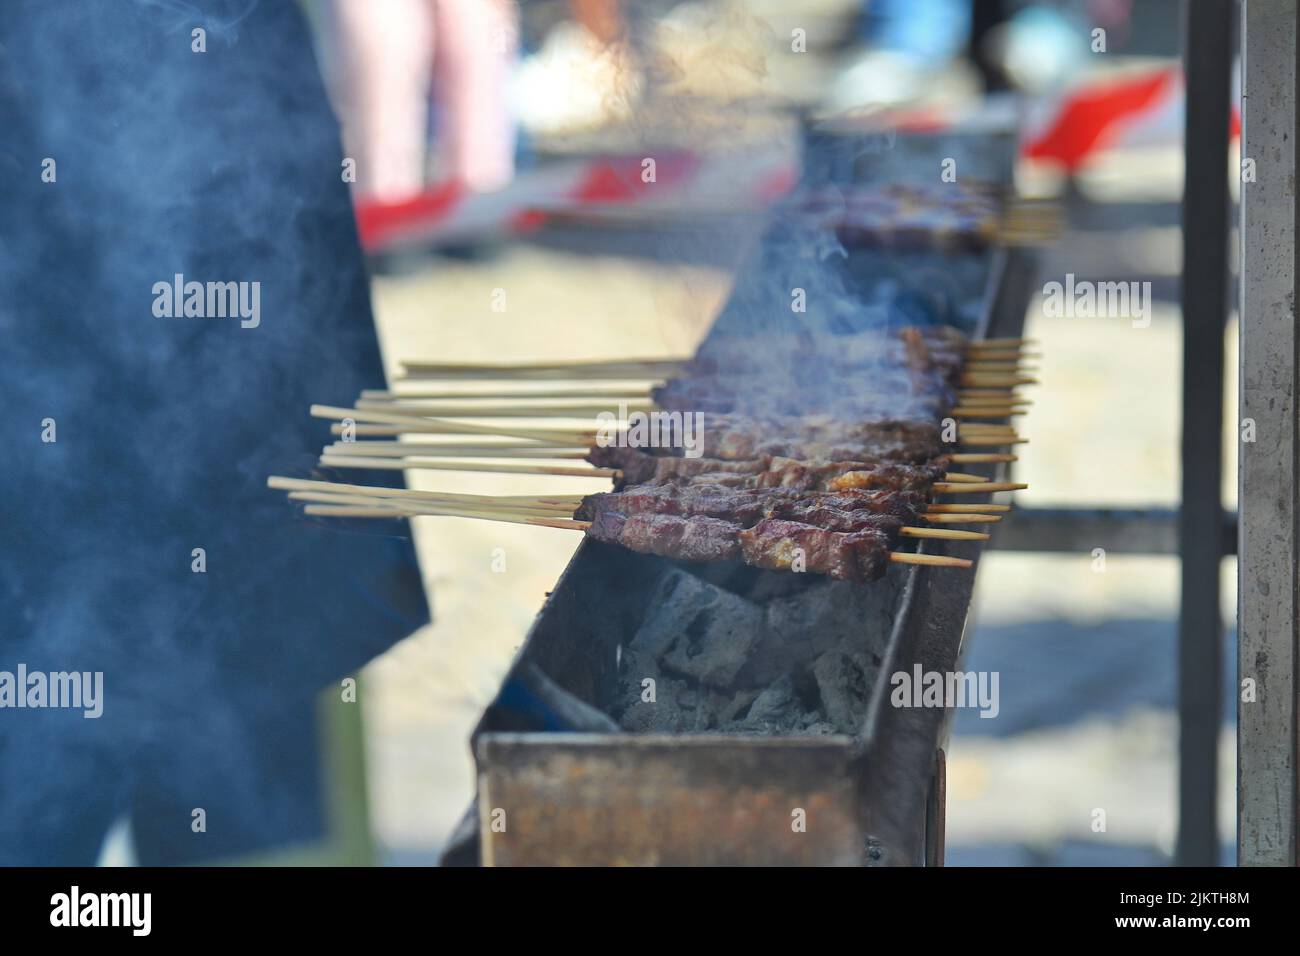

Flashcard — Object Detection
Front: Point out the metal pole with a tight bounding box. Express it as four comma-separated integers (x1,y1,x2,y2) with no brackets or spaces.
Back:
1238,0,1298,866
1177,0,1233,867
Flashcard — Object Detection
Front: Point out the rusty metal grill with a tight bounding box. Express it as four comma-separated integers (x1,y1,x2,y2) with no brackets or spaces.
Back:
444,125,1039,867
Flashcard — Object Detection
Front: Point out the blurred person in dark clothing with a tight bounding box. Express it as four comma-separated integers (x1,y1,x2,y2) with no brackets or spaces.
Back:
0,0,428,864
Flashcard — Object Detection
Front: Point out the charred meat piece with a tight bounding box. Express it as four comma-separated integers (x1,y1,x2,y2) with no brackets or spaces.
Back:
762,506,905,536
576,483,766,524
672,459,946,494
737,519,895,581
586,511,741,563
586,510,902,581
702,417,945,462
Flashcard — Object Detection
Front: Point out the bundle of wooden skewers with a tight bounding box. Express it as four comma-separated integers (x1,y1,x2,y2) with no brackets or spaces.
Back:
268,326,1034,583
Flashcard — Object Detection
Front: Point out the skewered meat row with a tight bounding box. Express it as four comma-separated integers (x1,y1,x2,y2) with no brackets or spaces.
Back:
689,327,969,378
655,328,972,418
694,325,969,369
650,378,954,420
741,518,897,579
585,510,900,581
590,416,946,463
586,445,950,488
575,483,927,525
795,182,1001,253
576,482,924,534
666,459,947,494
574,322,990,576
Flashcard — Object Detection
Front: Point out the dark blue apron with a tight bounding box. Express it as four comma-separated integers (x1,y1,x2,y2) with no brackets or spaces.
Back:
0,0,430,863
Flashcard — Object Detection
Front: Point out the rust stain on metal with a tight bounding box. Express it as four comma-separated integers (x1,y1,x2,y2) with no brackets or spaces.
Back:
478,735,865,866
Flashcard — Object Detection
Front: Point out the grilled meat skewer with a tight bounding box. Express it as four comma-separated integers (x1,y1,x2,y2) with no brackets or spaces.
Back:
657,459,947,494
576,483,927,528
586,511,905,582
588,446,950,486
590,416,946,463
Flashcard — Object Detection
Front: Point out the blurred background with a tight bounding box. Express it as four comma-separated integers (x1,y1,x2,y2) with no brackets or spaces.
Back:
193,0,1227,865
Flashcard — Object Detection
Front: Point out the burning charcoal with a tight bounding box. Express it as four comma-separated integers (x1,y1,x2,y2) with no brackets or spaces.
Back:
740,577,899,688
659,599,764,689
628,570,726,659
811,650,870,733
732,585,845,687
617,674,720,733
713,687,761,724
610,647,663,728
630,570,765,691
613,646,722,733
739,674,801,731
795,717,838,736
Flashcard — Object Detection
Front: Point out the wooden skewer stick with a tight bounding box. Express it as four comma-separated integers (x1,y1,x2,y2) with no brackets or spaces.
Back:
287,482,1003,535
331,424,598,438
931,481,1028,493
969,337,1035,348
267,476,584,508
399,367,680,382
962,363,1036,373
289,491,574,518
958,437,1028,446
951,408,1025,418
361,398,1031,423
295,498,976,569
942,472,987,483
948,453,1018,463
363,385,1033,405
311,405,594,445
290,486,986,537
927,503,1012,513
318,455,987,488
960,375,1039,387
361,386,656,401
354,399,656,418
901,527,989,541
318,456,618,478
324,442,591,459
302,504,591,529
324,441,1017,466
402,356,690,374
889,553,972,568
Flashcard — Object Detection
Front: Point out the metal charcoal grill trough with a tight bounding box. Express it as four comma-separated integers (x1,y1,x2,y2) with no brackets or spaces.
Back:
442,125,1038,867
